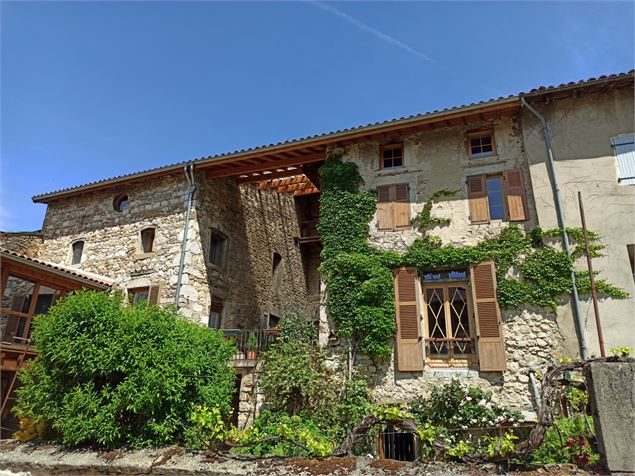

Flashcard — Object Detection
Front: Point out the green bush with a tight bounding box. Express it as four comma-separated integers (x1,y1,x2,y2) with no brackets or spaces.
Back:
530,416,599,465
410,379,522,429
230,411,334,457
259,313,338,419
14,290,236,448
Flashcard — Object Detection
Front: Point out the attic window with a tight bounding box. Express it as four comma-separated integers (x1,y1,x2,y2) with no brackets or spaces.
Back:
468,131,496,158
381,144,403,169
114,193,128,212
71,241,84,265
141,228,155,253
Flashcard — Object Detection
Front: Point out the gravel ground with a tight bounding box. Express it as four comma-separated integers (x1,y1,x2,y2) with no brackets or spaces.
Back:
0,441,600,475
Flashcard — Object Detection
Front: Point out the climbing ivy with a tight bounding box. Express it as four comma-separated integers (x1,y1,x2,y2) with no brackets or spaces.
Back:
318,154,627,360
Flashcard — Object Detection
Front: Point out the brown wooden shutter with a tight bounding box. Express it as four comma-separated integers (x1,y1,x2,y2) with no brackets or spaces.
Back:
147,285,160,306
467,175,489,224
470,261,506,371
377,185,393,231
503,170,527,221
394,267,424,371
393,184,411,230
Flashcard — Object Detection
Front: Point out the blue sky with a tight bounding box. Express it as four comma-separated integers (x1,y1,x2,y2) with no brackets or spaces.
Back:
1,1,633,231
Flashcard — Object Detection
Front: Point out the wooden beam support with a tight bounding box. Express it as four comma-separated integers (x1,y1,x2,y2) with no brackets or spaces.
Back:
294,186,320,196
206,153,324,179
236,168,302,184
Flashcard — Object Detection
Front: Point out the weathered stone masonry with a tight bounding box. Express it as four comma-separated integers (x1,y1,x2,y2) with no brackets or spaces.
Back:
320,116,564,412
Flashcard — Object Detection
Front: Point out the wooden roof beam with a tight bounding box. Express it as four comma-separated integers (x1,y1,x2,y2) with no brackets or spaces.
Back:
206,153,324,179
236,168,302,184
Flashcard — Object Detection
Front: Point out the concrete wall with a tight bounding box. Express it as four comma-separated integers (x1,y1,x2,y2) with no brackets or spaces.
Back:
521,87,635,357
323,117,562,411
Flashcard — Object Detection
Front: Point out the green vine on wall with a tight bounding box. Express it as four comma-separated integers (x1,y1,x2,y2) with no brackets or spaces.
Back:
318,154,627,360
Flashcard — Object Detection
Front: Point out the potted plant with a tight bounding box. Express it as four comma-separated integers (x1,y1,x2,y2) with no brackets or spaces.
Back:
245,332,258,360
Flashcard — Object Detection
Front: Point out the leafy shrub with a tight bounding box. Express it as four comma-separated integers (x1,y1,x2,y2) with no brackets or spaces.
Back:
410,379,522,430
14,290,236,448
230,411,334,457
259,313,338,419
530,416,599,465
259,313,373,438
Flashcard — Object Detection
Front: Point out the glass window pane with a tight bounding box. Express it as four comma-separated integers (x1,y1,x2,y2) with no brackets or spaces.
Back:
72,241,84,265
2,276,35,313
34,286,62,315
0,311,29,342
129,288,149,306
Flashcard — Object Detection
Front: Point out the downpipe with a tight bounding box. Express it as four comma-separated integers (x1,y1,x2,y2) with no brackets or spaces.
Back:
174,163,196,309
521,97,589,359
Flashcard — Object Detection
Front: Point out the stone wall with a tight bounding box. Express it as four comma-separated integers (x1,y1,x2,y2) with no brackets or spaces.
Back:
36,173,195,312
34,171,309,329
319,117,562,412
0,232,42,257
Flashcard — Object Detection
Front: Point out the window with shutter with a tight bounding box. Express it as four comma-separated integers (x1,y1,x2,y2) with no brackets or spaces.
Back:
467,171,528,224
377,184,410,231
421,270,477,368
394,267,424,371
503,170,527,221
611,135,635,185
467,175,489,224
469,261,506,371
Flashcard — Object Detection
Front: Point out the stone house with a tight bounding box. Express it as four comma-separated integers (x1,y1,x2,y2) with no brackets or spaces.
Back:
2,71,634,425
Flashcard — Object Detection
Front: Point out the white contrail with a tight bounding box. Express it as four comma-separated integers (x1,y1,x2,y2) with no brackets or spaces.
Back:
310,1,436,64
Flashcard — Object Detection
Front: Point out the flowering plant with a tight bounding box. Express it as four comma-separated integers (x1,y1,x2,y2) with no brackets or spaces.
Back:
409,378,523,429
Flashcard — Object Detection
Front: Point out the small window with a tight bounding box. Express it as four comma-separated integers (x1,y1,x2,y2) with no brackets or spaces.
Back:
71,241,84,265
208,295,224,329
467,170,527,224
128,287,149,306
468,131,496,158
209,229,227,268
272,251,283,291
381,144,403,169
628,245,635,284
140,228,155,253
114,193,128,212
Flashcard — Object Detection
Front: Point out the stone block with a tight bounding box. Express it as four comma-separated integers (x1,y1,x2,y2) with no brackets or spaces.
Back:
585,360,635,474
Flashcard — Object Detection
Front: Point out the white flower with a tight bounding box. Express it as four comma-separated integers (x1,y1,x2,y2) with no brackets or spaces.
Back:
461,425,468,430
465,396,472,402
478,399,487,406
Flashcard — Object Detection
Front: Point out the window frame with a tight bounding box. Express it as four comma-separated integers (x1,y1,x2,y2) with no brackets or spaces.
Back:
421,277,478,369
380,143,404,170
113,193,129,213
208,228,228,269
70,240,85,265
484,174,507,222
467,130,496,159
139,227,156,254
128,287,150,306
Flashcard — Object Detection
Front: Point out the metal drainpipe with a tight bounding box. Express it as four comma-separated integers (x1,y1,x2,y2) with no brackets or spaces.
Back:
174,163,196,309
520,97,589,359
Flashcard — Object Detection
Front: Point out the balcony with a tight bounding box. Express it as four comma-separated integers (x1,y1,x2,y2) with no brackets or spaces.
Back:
298,219,320,244
222,329,279,366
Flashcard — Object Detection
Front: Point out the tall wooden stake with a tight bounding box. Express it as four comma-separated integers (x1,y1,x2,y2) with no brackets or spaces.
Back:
578,191,605,357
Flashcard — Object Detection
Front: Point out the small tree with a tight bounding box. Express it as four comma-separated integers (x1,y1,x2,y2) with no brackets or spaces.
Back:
14,290,236,448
